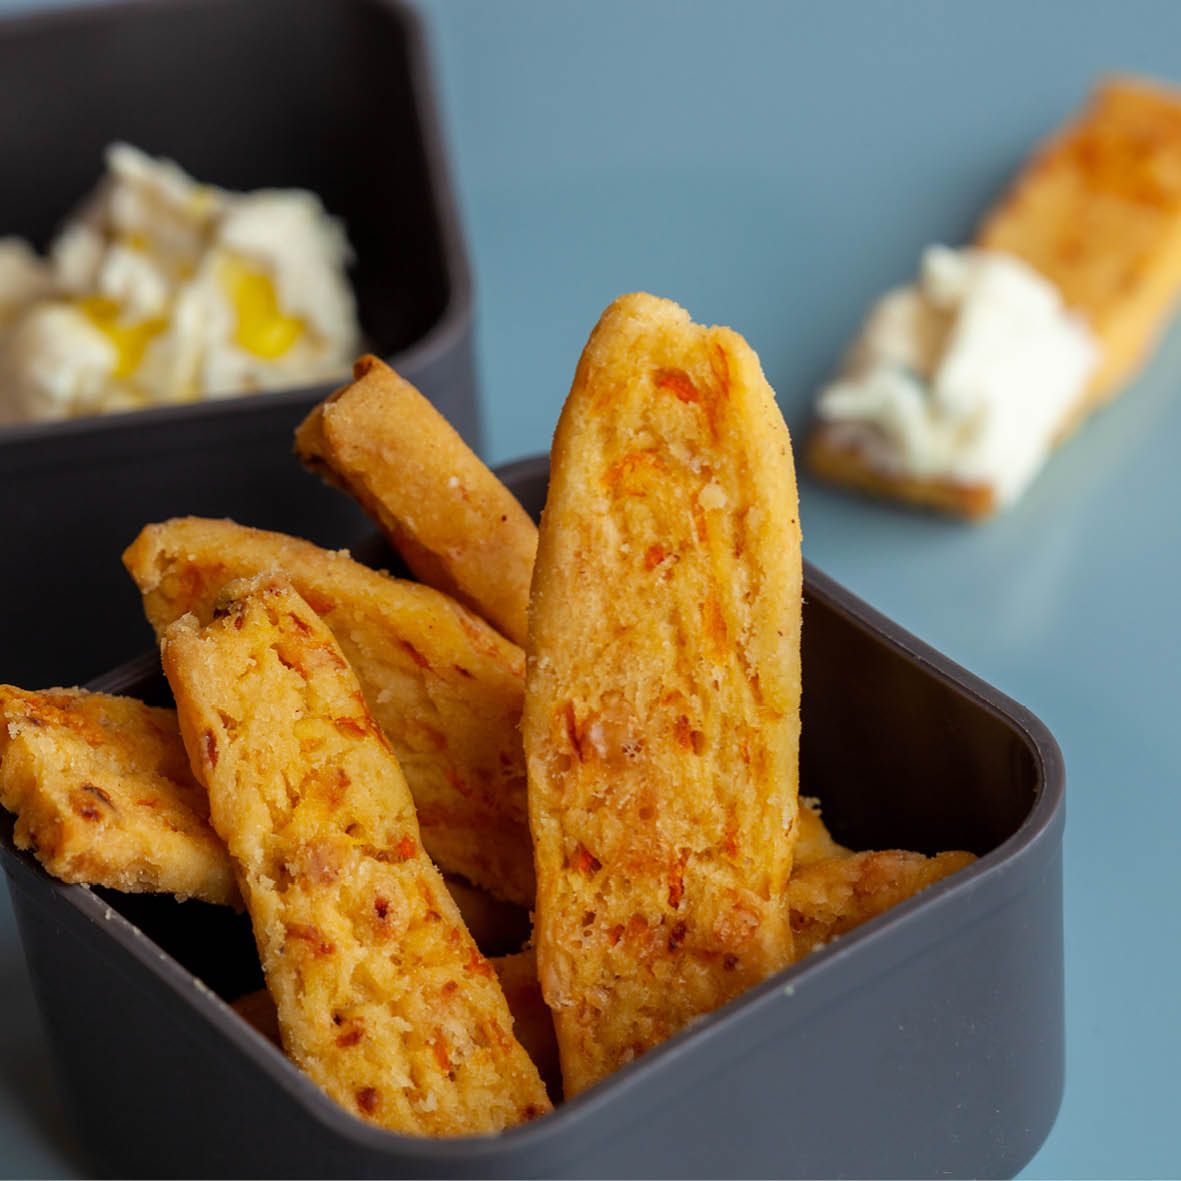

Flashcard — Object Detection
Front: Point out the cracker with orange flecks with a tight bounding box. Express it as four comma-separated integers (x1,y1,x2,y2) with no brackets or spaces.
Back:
524,293,802,1097
795,797,850,867
296,355,538,646
0,685,236,904
231,948,562,1100
124,516,533,907
788,849,975,959
162,574,549,1135
978,76,1181,414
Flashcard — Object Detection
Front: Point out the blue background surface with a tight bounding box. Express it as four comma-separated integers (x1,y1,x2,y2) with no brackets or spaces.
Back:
2,1,1180,1177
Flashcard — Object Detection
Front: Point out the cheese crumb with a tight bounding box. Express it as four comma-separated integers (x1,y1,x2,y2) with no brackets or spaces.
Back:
698,481,727,510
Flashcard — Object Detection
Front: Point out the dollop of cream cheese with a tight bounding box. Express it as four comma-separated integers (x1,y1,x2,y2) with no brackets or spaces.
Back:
816,245,1099,506
0,144,360,425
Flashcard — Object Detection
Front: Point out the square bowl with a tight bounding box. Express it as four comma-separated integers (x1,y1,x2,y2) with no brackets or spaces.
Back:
0,454,1065,1179
0,0,477,689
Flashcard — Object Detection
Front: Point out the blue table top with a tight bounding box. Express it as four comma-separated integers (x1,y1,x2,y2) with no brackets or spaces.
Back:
2,1,1179,1177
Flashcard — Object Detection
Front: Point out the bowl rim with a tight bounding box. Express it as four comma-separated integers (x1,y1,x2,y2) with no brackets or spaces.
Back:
0,454,1065,1160
0,0,473,452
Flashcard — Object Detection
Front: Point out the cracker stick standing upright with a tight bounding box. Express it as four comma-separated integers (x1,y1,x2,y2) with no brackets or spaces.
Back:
296,355,538,646
525,293,802,1096
162,575,549,1135
125,517,533,907
0,686,236,905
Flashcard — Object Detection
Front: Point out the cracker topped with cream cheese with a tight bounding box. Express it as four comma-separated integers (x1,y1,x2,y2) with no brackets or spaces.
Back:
809,75,1181,518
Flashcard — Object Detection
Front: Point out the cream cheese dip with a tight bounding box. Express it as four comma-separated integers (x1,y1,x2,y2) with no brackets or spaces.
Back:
816,245,1099,507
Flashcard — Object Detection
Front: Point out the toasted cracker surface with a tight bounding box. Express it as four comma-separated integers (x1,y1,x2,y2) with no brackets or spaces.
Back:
231,948,561,1098
296,355,538,646
525,293,802,1096
795,797,851,867
486,950,561,1101
979,76,1181,411
124,517,533,906
806,429,999,520
788,849,975,959
162,575,549,1135
0,686,236,904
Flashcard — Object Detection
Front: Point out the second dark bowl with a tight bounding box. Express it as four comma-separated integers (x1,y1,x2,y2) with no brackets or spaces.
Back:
0,0,477,688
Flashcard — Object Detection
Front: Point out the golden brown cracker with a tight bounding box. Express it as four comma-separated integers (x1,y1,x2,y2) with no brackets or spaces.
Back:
0,685,236,904
296,355,538,646
979,75,1181,410
806,428,999,520
789,849,975,959
486,950,560,1101
230,950,561,1098
795,797,851,867
162,575,549,1136
525,293,802,1096
124,516,533,907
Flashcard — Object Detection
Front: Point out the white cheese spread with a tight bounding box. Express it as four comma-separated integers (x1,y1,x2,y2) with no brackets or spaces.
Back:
816,245,1099,506
0,144,360,425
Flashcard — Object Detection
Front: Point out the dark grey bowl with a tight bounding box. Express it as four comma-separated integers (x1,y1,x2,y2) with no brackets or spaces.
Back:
0,0,477,689
0,455,1065,1179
